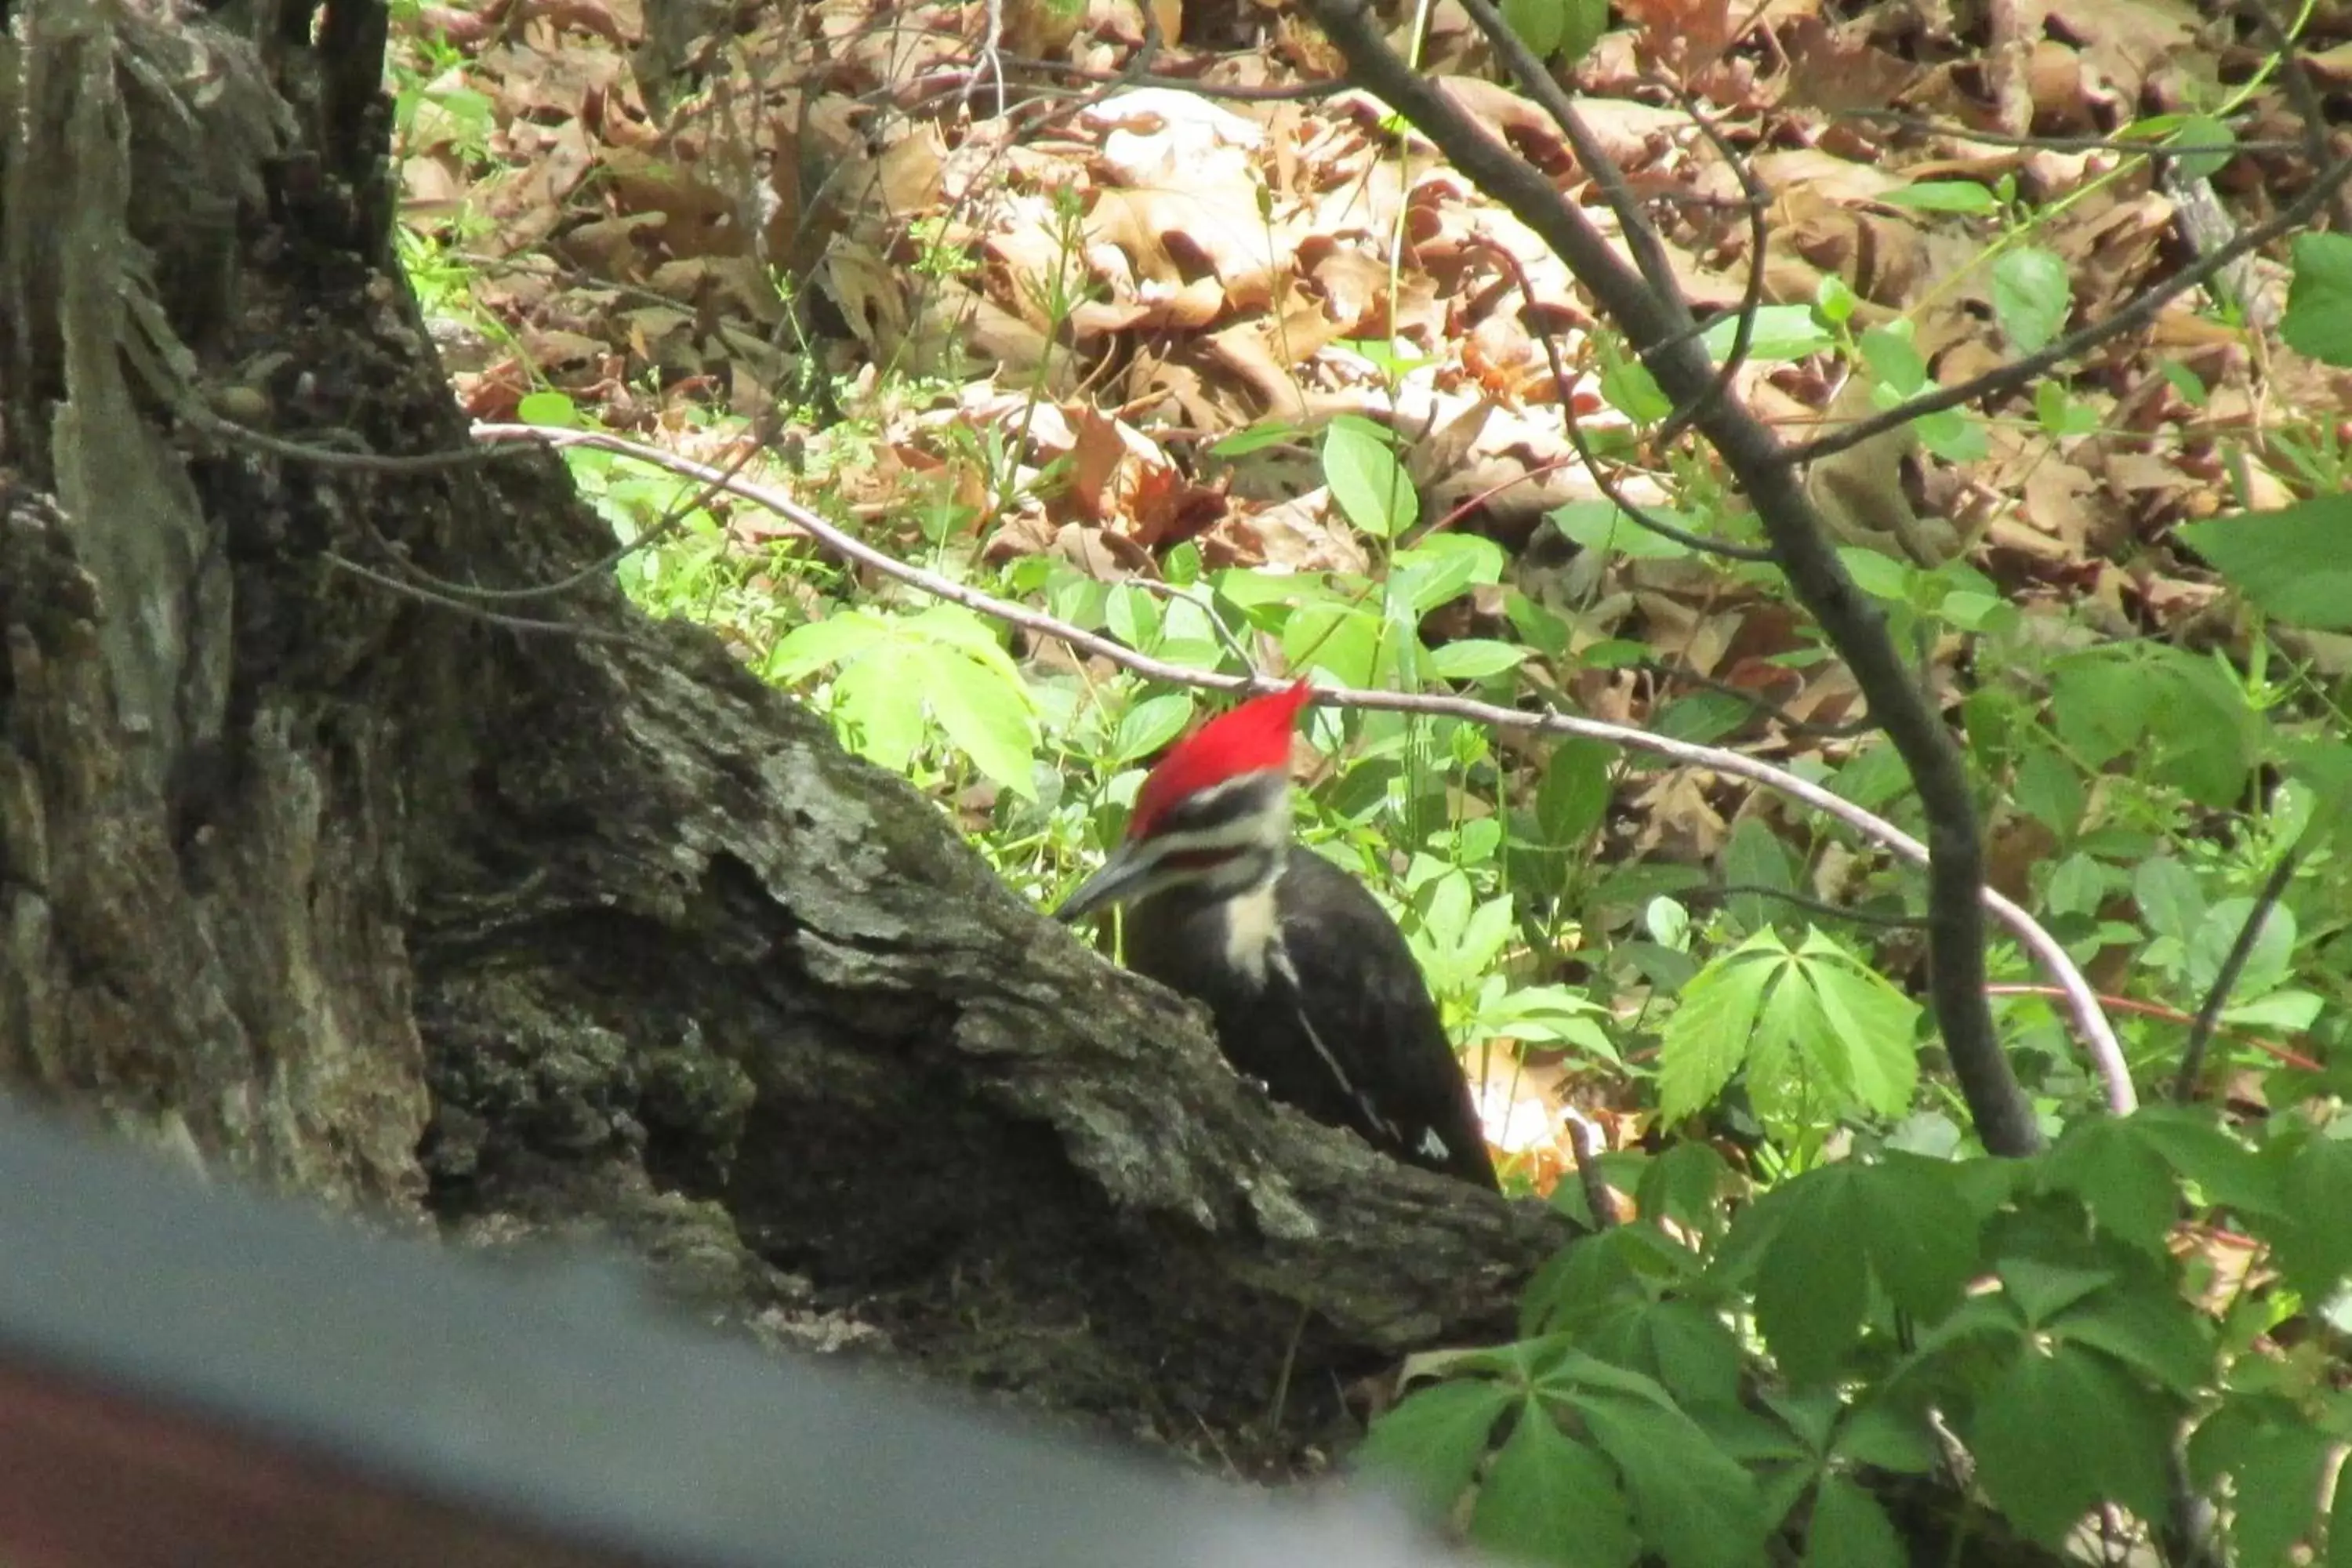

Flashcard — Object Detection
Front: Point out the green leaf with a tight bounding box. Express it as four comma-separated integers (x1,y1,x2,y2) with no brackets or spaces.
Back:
919,643,1039,798
1109,692,1194,764
1720,818,1794,932
2132,856,2205,946
2270,1132,2352,1300
1857,325,1926,394
1323,417,1417,539
2188,896,2296,1000
768,611,887,682
1426,639,1529,679
1805,952,1921,1120
1701,305,1834,363
1552,499,1692,561
1996,1252,2114,1327
1755,1172,1871,1385
2280,231,2352,367
1832,1398,1940,1475
2014,743,2084,838
1571,1392,1770,1568
2052,652,2154,766
1805,1475,1906,1568
1852,1155,1980,1318
1969,1345,2172,1546
1881,180,1997,214
1474,1407,1641,1568
1657,936,1782,1122
1500,0,1569,56
2169,114,2236,183
1538,739,1616,848
1391,535,1504,615
1105,583,1164,652
2042,1116,2180,1254
2178,496,2352,630
833,640,928,770
1991,246,2071,353
2049,1285,2213,1398
2188,1403,2330,1566
1355,1377,1512,1515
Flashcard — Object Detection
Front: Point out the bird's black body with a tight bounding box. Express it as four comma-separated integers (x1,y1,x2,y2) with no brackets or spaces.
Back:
1122,850,1499,1190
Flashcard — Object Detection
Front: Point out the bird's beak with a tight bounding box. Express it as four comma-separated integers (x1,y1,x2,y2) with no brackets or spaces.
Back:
1052,841,1156,924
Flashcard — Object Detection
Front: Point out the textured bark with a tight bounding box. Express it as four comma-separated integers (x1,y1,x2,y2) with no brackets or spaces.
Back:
0,0,1563,1472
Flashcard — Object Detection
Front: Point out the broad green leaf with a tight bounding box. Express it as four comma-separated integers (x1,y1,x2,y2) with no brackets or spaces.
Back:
1426,639,1529,679
1475,1410,1640,1568
920,644,1039,798
2049,1285,2212,1398
1969,1345,2172,1545
2129,1106,2277,1215
1857,325,1926,393
1501,0,1569,56
1559,0,1609,62
2270,1132,2352,1300
1573,1392,1771,1568
1632,1298,1747,1409
2013,744,2084,838
1538,739,1616,848
2280,231,2352,366
1996,1253,2115,1327
1882,180,1997,214
1281,602,1385,688
1806,956,1921,1120
1354,1378,1512,1515
2178,496,2352,630
1720,817,1795,933
768,612,887,682
1853,1155,1979,1318
1391,535,1504,612
1657,937,1781,1122
2053,652,2154,765
2133,856,2205,945
2187,1403,2331,1567
2042,1117,2180,1254
1804,1475,1905,1568
1755,1170,1871,1386
1552,499,1692,561
1323,417,1417,539
1109,692,1194,764
2169,114,2236,182
1832,1397,1940,1475
1701,305,1834,363
833,641,927,771
1105,583,1164,652
2188,896,2296,1000
1991,246,2071,353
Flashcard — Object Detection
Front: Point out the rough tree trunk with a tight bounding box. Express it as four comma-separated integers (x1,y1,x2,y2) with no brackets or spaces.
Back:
0,0,1563,1472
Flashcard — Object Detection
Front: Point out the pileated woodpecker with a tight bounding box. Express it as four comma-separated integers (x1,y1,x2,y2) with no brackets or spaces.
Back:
1055,683,1498,1190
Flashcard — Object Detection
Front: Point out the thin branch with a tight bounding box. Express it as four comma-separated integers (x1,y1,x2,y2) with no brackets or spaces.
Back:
1784,150,2352,468
466,421,2132,1113
2171,849,2302,1104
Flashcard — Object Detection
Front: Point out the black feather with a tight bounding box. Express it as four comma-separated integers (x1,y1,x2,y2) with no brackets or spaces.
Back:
1123,850,1498,1189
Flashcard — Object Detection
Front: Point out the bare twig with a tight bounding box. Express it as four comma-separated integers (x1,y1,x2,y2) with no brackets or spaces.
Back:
2171,849,2302,1104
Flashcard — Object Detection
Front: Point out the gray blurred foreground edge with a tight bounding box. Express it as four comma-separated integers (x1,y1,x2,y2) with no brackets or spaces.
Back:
0,1098,1483,1568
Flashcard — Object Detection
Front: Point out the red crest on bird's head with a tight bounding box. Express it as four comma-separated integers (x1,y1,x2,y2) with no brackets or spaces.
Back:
1128,681,1312,840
